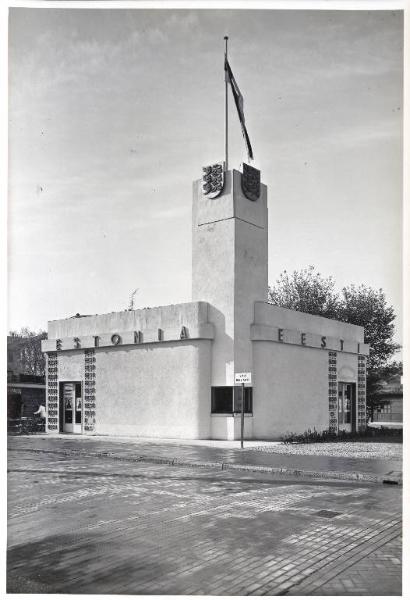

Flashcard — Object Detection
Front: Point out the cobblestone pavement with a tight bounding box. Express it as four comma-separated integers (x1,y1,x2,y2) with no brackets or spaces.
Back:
7,445,402,595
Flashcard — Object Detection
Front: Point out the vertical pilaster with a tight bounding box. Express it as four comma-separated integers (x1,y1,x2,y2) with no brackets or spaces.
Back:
46,352,59,431
357,355,367,431
328,351,338,433
84,349,96,432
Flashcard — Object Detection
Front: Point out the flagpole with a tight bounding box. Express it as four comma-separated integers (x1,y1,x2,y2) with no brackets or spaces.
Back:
224,36,228,171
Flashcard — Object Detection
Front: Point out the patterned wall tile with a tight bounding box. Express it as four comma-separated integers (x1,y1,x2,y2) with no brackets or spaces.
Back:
46,352,59,431
328,351,338,433
84,350,96,432
357,355,367,431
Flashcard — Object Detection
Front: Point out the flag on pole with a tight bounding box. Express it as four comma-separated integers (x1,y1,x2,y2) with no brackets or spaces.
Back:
225,59,254,161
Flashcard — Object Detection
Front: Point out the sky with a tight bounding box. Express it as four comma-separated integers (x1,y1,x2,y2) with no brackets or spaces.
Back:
8,7,403,348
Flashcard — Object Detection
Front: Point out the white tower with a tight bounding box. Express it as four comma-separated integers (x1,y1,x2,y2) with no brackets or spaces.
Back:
192,168,268,387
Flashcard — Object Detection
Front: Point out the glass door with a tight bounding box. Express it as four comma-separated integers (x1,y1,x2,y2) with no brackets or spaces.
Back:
337,382,354,433
62,382,82,433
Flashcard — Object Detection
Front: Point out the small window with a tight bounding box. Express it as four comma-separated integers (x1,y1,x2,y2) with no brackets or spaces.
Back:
212,387,233,413
211,387,253,414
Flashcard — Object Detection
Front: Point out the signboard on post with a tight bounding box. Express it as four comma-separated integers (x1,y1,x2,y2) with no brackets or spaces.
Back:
234,372,252,385
234,372,252,449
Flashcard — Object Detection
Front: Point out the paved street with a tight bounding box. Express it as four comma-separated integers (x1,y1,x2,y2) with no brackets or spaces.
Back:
8,439,402,595
9,434,403,480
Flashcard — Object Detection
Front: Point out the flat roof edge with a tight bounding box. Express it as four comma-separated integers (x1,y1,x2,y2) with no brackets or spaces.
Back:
255,301,364,333
48,300,210,325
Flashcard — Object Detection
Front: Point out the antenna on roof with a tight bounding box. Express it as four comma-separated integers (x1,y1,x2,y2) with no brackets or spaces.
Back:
128,289,139,311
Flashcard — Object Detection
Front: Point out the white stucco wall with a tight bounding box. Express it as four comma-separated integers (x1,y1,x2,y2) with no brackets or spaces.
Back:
46,338,213,439
252,342,329,439
211,414,254,440
94,340,212,439
192,213,235,385
57,351,85,382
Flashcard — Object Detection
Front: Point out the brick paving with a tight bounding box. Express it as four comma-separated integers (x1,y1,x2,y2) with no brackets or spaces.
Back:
307,536,402,596
7,439,402,595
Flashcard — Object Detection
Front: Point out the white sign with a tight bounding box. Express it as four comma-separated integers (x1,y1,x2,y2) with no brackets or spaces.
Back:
234,372,252,384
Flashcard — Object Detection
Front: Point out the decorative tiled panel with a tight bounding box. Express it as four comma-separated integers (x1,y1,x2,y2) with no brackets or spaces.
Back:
357,355,367,431
46,352,59,431
84,350,96,432
328,351,338,434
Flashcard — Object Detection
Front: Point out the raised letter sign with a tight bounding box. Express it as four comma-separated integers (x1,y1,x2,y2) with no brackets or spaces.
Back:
111,334,121,346
158,328,164,341
134,330,143,344
340,339,344,351
74,337,81,349
180,326,189,339
301,333,306,346
56,339,62,350
321,336,327,348
94,336,100,348
278,328,284,342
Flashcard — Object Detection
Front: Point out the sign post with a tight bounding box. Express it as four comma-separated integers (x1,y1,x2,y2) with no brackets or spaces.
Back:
241,382,245,449
234,372,252,449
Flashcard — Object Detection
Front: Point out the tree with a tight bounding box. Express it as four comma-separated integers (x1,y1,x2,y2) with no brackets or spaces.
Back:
8,327,47,376
337,284,400,372
268,267,401,409
268,266,340,320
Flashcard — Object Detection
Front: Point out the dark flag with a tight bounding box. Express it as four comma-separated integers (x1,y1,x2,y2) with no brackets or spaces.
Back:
225,59,254,161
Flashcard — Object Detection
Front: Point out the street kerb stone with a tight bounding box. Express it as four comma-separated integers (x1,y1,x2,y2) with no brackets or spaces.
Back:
9,444,400,485
172,458,223,469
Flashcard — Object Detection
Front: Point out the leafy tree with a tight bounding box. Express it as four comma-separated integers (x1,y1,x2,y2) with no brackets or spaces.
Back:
268,266,340,320
337,284,400,372
8,327,47,376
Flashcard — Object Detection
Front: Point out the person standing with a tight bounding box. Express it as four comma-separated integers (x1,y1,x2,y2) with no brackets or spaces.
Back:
33,403,46,431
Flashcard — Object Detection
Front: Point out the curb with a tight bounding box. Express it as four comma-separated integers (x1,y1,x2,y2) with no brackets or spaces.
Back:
9,446,402,485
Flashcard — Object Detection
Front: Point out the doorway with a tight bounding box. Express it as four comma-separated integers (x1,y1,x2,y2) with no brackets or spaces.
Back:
337,382,356,433
59,382,82,433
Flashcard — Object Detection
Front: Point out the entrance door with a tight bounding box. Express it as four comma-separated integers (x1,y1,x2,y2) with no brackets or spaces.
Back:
62,382,82,433
337,382,355,433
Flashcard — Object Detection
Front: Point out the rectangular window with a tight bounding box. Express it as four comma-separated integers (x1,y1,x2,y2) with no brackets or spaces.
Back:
233,387,253,413
211,387,253,414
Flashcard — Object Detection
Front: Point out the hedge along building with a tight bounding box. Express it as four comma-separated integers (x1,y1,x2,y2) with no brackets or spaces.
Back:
41,41,369,439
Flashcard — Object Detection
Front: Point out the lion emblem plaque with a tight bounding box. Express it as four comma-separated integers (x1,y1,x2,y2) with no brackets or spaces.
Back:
202,161,225,199
242,163,260,201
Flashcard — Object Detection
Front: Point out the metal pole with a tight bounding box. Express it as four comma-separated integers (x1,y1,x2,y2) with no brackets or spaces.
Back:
224,36,229,171
241,383,245,449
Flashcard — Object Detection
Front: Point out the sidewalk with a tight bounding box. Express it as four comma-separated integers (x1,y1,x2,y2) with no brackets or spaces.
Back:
9,434,402,484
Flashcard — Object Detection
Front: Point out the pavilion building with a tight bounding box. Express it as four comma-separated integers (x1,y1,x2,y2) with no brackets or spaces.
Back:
42,168,368,439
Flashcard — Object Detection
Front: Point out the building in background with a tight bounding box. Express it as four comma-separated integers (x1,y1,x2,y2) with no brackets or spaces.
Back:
42,167,369,439
369,373,403,429
7,335,46,423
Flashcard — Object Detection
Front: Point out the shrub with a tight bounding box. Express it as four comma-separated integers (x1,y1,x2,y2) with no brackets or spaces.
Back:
281,427,402,444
